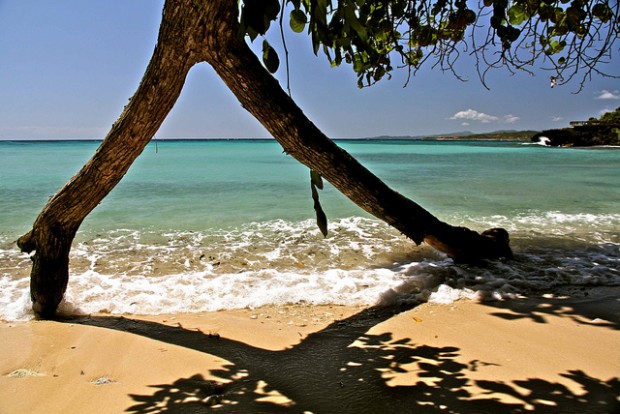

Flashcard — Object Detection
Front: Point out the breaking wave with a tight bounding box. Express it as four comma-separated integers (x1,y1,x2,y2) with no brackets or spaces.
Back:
2,213,619,321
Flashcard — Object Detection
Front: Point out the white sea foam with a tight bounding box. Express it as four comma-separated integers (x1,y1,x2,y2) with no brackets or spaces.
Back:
1,214,619,321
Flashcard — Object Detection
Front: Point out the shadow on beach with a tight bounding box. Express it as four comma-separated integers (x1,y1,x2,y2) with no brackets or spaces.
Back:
480,288,620,331
71,296,620,414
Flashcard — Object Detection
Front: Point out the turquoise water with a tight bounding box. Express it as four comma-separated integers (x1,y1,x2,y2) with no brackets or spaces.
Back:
1,139,619,319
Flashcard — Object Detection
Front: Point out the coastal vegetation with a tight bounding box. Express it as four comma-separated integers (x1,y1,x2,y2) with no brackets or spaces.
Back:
17,0,619,318
370,130,537,141
533,107,620,146
446,130,535,141
429,130,537,141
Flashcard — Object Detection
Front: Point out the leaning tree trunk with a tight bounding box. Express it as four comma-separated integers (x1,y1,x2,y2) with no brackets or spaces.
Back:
203,6,513,265
18,0,511,319
17,1,219,318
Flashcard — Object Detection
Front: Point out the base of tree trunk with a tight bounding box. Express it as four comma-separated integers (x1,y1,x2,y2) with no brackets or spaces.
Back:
18,230,72,319
424,226,513,264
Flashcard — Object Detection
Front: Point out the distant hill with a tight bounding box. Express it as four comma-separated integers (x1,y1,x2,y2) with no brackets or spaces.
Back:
367,130,536,141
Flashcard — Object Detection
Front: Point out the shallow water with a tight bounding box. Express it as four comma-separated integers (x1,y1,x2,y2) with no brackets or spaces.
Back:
1,139,619,319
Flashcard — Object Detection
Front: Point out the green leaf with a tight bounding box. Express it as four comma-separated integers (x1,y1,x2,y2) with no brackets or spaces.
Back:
508,4,526,25
464,10,477,25
310,170,324,189
241,0,278,35
538,3,554,22
592,3,612,22
263,0,281,21
246,26,259,42
262,40,280,73
352,54,364,73
315,202,329,237
310,175,328,237
505,26,521,42
565,6,586,29
290,9,307,33
490,15,502,29
344,3,368,43
539,34,548,46
416,25,435,47
315,0,328,27
311,30,320,55
547,39,567,54
552,8,565,25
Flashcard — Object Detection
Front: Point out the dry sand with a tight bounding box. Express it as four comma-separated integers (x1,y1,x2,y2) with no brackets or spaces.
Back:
1,290,619,413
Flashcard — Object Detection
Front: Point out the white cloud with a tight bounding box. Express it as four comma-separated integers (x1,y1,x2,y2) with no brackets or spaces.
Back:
551,116,564,122
503,115,520,124
595,90,620,100
450,109,499,123
450,109,520,124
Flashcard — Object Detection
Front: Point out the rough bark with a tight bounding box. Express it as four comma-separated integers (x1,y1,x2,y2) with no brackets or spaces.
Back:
18,0,511,319
17,0,227,318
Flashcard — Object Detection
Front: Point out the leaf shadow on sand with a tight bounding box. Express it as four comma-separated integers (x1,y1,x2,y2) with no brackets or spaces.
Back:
481,290,620,330
72,302,620,414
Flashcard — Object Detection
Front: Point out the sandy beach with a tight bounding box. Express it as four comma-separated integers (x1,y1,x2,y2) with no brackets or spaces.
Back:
2,289,619,414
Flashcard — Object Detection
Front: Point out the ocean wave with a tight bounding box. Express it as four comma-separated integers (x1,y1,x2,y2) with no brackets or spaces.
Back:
1,214,619,321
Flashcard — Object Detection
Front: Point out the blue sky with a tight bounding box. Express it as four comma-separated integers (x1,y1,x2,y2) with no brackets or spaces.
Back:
1,0,618,140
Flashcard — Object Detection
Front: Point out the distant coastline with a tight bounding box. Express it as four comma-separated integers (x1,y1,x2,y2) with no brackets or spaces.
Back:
0,131,536,143
2,109,618,145
532,107,620,147
370,130,536,142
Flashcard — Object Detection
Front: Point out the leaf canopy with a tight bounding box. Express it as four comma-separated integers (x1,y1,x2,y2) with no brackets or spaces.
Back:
240,0,619,88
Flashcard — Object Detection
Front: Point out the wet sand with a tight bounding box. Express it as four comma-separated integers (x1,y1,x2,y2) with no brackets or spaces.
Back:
1,290,619,413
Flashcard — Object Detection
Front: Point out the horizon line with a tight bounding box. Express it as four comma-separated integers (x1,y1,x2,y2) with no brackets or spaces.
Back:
0,130,538,142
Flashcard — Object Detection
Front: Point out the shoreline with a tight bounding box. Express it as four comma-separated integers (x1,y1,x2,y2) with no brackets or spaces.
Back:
2,291,619,413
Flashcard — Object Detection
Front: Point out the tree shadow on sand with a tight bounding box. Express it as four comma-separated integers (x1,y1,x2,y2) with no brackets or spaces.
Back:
479,289,620,331
73,303,620,414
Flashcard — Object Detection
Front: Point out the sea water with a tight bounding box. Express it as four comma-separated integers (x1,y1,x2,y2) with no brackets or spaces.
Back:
1,139,619,320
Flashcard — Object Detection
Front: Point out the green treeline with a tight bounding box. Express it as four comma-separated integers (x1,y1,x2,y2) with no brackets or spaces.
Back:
533,107,620,147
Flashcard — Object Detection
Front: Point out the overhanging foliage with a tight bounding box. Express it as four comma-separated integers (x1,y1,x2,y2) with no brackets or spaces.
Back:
240,0,619,89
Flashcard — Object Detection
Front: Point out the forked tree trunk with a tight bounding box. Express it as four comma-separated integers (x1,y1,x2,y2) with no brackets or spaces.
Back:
18,0,511,319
